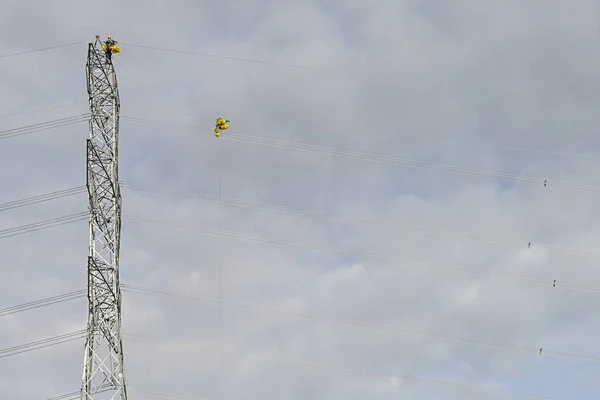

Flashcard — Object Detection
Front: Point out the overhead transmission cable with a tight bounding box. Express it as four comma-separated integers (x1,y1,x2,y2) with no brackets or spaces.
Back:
1,288,586,400
133,389,210,400
5,100,596,159
0,186,85,212
122,214,600,294
7,283,600,366
46,387,207,400
2,176,599,262
2,286,591,399
0,114,88,141
0,41,85,60
0,40,351,74
221,136,597,193
121,111,596,159
0,43,595,160
2,112,599,195
0,330,86,359
0,212,87,240
121,182,600,261
3,183,600,288
0,100,87,119
119,116,600,195
0,290,85,317
45,391,83,400
44,385,112,400
121,284,600,366
122,42,356,75
125,333,558,400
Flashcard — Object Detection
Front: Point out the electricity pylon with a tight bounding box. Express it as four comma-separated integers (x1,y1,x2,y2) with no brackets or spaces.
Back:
81,35,127,400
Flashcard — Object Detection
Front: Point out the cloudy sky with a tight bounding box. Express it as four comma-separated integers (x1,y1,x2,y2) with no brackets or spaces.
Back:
2,0,600,399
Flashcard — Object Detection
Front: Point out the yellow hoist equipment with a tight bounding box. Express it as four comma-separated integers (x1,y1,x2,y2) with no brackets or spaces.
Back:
214,116,230,137
101,36,121,54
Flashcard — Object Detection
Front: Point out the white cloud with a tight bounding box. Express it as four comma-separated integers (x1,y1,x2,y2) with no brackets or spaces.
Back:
1,0,600,399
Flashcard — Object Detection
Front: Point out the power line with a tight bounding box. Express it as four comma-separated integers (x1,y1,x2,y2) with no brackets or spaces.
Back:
45,391,82,400
2,180,597,298
0,111,600,255
46,387,207,400
4,282,598,368
119,115,600,195
121,284,600,366
0,114,88,141
0,39,351,74
125,333,558,400
0,186,85,212
122,214,600,295
0,41,85,60
0,108,584,262
0,290,85,317
0,330,86,359
122,43,356,75
5,100,597,159
0,212,87,240
1,281,584,399
212,134,600,194
1,111,597,194
136,389,210,400
121,182,600,260
6,179,594,262
45,387,106,400
0,101,86,120
122,113,597,159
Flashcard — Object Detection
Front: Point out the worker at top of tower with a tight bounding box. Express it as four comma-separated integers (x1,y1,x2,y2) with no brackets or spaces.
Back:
214,116,230,137
101,36,121,60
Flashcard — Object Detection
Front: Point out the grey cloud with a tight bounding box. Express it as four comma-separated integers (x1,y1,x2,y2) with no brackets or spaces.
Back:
2,0,600,399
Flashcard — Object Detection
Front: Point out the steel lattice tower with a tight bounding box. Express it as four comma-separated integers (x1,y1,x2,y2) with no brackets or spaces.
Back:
81,35,128,400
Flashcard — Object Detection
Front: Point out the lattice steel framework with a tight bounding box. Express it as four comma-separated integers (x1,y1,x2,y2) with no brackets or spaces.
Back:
81,35,128,400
